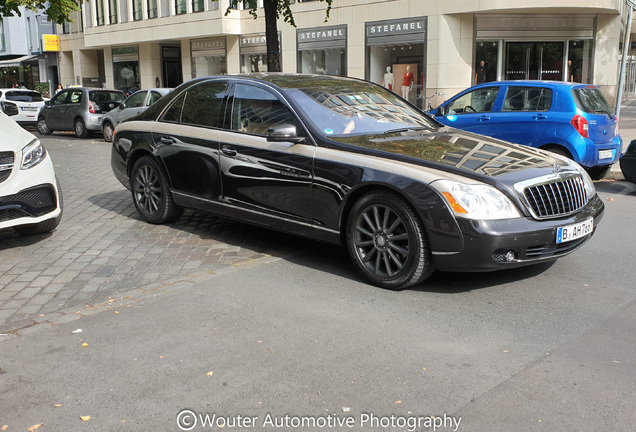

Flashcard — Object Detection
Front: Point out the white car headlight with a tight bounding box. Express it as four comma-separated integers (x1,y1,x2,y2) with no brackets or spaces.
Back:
431,180,522,220
21,139,47,170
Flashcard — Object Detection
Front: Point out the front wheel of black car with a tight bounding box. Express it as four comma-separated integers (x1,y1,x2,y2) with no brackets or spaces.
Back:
346,191,434,290
131,156,183,224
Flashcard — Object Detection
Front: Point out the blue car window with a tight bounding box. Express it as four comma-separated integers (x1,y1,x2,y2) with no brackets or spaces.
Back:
502,87,552,112
448,87,499,114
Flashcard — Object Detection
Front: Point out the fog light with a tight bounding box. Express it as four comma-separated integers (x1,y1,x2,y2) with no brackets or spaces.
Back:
505,251,516,262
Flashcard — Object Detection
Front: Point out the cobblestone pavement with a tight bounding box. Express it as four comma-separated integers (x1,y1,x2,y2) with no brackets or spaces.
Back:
0,132,312,334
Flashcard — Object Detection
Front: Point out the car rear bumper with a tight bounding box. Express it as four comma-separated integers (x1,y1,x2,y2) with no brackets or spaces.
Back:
577,136,622,168
431,193,604,272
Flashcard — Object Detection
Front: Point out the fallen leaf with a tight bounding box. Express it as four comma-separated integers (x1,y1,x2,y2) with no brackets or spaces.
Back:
502,350,509,353
395,400,402,404
72,329,82,334
422,368,427,371
207,371,214,376
28,424,43,431
613,360,622,364
160,356,164,359
607,197,615,201
342,407,350,412
122,420,126,423
114,311,119,314
80,415,91,421
82,343,88,348
54,403,62,407
2,425,8,431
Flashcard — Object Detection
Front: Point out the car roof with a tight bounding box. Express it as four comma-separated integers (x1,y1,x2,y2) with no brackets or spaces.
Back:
472,80,598,88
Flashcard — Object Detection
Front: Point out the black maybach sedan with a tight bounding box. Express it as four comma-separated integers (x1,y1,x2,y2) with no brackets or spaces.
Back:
111,74,604,289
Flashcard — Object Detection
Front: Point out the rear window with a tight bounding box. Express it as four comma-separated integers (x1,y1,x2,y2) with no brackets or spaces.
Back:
5,90,44,102
572,87,613,115
89,90,126,104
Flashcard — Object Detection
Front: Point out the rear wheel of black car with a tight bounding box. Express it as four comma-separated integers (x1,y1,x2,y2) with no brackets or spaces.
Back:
14,179,63,236
103,121,114,142
131,156,183,224
36,117,53,135
346,191,434,290
74,118,89,138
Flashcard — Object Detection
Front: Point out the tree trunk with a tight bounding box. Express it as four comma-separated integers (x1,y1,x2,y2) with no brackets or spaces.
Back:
263,0,281,72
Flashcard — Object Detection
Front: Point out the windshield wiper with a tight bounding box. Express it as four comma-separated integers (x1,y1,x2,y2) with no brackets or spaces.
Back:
594,109,612,116
383,126,431,134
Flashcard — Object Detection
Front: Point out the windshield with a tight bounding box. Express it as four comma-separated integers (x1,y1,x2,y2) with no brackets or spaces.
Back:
285,83,435,136
572,87,613,115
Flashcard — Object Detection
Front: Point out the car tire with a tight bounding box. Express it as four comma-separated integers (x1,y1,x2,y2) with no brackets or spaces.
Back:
103,121,115,142
14,179,63,235
585,165,612,180
36,117,53,135
74,118,89,138
131,156,183,224
346,191,434,290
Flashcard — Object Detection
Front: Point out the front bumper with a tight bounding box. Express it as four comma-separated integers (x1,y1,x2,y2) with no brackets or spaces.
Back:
431,193,604,272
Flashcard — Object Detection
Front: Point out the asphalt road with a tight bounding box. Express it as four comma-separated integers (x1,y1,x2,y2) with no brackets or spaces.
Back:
0,129,635,431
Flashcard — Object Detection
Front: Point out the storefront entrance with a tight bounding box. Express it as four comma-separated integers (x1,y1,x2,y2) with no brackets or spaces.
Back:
505,42,563,81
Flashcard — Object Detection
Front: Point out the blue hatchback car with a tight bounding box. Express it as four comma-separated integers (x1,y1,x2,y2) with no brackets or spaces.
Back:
431,81,622,179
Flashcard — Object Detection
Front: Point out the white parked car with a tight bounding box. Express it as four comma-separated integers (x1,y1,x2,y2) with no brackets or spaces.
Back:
0,104,62,235
0,88,46,127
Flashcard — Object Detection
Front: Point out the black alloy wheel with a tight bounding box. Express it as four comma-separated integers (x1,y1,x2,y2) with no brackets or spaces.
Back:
131,156,183,224
346,191,434,289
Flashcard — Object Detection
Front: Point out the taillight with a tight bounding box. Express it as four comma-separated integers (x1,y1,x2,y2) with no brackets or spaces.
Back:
89,101,97,114
571,114,589,138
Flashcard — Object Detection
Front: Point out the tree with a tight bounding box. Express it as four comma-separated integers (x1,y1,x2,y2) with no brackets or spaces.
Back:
0,0,81,24
219,0,333,72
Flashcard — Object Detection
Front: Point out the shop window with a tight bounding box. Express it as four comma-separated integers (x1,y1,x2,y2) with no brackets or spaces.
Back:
113,46,140,94
475,41,499,84
96,0,105,25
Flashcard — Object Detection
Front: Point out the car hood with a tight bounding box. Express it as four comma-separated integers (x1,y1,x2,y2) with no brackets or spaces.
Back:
327,126,570,183
1,112,38,152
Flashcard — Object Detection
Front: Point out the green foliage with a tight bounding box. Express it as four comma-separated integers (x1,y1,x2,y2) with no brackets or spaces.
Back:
220,0,333,27
35,81,50,96
0,0,81,25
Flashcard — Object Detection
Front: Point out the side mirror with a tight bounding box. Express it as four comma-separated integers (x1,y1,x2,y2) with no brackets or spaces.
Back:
119,102,126,109
267,125,305,143
1,101,19,117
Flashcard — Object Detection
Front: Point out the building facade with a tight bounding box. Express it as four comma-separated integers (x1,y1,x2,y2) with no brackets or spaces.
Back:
0,7,58,91
56,0,632,108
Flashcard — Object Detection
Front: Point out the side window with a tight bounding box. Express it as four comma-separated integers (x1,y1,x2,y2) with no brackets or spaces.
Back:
448,87,499,114
162,93,185,123
181,81,229,128
69,91,83,104
52,91,70,105
126,91,147,108
231,84,299,136
148,91,163,106
502,87,553,112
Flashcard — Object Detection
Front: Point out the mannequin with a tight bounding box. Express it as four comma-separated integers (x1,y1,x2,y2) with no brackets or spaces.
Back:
402,66,414,99
383,66,394,91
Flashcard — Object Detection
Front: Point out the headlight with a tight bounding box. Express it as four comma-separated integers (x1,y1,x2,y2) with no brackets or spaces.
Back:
431,180,521,220
21,139,47,170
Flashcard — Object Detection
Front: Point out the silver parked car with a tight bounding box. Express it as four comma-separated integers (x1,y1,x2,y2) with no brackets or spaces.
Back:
101,88,171,142
37,87,126,138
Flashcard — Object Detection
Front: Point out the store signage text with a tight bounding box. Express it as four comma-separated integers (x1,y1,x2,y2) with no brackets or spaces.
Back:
504,17,573,28
367,20,425,37
298,28,345,42
192,38,226,51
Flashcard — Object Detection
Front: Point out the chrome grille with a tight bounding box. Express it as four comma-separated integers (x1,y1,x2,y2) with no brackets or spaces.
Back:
0,151,14,183
522,174,587,220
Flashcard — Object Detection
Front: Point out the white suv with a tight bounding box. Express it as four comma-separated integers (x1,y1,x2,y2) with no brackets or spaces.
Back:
0,89,46,127
0,104,62,235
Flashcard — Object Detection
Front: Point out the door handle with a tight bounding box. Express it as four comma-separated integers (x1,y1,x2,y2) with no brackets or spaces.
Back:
221,145,237,157
477,116,491,122
159,136,175,144
532,114,548,120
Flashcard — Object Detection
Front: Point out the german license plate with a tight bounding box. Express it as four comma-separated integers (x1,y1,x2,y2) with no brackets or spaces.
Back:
21,107,38,111
556,217,594,244
598,149,613,160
